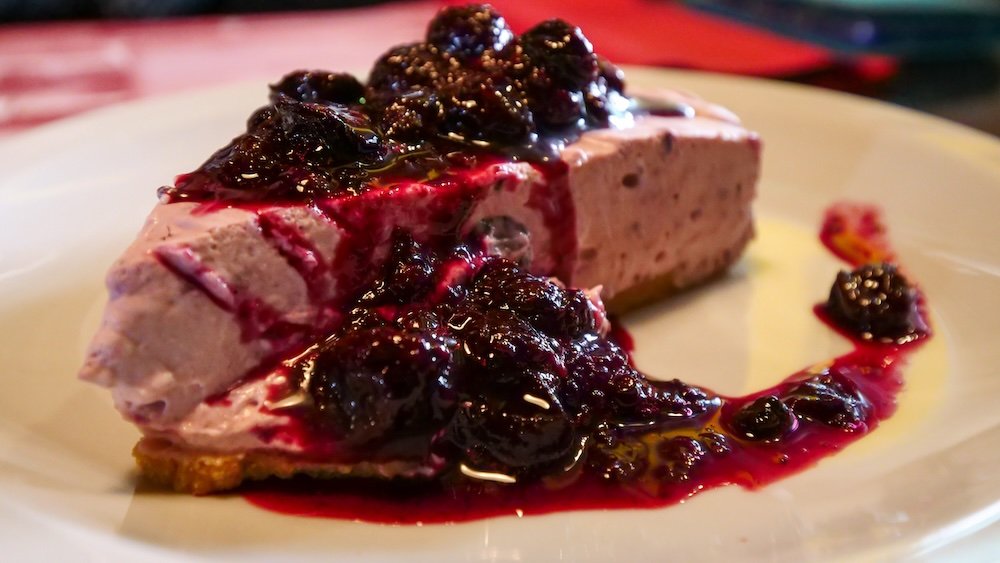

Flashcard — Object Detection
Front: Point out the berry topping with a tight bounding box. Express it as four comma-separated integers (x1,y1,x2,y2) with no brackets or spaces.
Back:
826,262,922,342
426,4,515,61
564,338,718,428
167,4,638,202
395,308,442,332
165,96,389,201
562,337,656,423
532,84,586,128
345,306,386,330
728,396,797,441
241,205,934,524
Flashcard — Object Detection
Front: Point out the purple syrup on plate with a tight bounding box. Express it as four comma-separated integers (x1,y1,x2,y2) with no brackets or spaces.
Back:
238,203,931,524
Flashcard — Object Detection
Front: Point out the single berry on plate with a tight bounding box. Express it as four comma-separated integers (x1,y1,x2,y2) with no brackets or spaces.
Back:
728,395,797,441
826,262,921,341
782,370,870,431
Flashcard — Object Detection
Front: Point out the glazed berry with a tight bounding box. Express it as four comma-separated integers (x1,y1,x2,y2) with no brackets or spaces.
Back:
563,339,645,424
653,379,720,420
426,4,514,61
565,340,718,428
728,396,797,442
359,233,437,305
439,75,534,145
169,96,394,200
307,327,453,445
449,307,562,373
203,132,282,191
530,80,586,128
826,262,920,341
521,19,598,90
270,71,365,105
274,97,384,165
783,370,870,431
447,385,576,473
698,431,731,455
368,43,445,95
470,259,594,338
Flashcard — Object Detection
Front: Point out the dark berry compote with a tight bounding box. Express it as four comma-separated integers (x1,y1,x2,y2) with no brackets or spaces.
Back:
160,4,632,203
242,203,933,524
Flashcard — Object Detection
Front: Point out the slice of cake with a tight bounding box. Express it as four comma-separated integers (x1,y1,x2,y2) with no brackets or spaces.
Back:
79,5,759,494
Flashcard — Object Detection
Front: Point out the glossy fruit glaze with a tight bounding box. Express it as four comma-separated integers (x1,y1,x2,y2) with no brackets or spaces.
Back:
242,202,931,523
161,4,634,203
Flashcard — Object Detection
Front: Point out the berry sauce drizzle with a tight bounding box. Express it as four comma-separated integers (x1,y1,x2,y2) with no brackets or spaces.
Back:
241,203,931,524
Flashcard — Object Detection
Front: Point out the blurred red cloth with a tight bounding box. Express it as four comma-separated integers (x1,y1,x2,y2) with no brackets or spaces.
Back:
0,0,895,139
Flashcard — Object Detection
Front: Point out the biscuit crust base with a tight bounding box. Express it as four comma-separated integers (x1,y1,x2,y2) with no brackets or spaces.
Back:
133,438,428,495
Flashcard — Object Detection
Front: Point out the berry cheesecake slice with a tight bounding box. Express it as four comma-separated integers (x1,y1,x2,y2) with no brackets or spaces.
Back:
79,5,760,494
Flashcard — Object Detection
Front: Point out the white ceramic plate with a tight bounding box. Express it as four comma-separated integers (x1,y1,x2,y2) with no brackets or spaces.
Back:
1,68,999,561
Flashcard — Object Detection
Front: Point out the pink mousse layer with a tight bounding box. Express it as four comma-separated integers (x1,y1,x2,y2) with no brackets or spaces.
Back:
79,90,760,453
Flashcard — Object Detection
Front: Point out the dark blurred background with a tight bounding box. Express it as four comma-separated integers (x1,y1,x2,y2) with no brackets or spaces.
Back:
1,0,998,136
0,0,389,19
